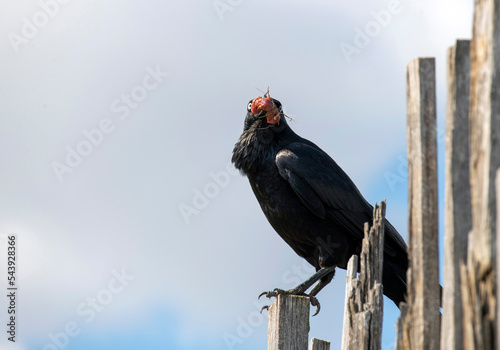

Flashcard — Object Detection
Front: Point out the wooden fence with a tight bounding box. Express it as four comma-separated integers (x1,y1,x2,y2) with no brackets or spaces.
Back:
265,0,499,348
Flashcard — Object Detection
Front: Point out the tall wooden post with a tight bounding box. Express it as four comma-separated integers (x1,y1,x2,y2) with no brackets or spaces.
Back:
341,201,385,350
405,57,441,350
497,169,500,349
461,0,500,348
341,255,359,350
441,40,472,350
395,303,409,350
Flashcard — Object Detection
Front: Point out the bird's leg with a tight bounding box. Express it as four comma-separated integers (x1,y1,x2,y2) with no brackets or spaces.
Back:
309,270,335,297
287,266,335,295
305,270,336,314
259,266,334,297
259,266,335,316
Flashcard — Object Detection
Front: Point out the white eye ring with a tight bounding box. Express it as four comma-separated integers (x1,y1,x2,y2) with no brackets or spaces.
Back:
247,102,253,111
278,105,282,113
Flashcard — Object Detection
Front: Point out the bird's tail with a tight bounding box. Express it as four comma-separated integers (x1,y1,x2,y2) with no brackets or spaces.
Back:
383,257,443,309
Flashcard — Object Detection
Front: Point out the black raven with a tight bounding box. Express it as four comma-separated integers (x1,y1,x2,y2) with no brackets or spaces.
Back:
231,92,408,313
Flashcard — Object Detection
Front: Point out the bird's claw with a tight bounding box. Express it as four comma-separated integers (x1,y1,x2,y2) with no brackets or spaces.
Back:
258,288,286,300
309,296,321,316
258,288,321,315
258,288,287,313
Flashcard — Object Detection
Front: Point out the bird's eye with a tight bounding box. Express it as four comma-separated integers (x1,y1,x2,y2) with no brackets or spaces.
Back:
247,102,253,111
278,105,282,113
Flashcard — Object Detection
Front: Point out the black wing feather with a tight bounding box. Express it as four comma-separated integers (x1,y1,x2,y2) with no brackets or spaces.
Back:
275,142,407,256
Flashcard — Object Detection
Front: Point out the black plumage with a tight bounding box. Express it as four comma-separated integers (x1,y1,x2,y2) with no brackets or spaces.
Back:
232,97,408,308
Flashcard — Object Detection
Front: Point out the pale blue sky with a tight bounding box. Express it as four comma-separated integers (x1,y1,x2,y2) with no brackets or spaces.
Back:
0,1,472,349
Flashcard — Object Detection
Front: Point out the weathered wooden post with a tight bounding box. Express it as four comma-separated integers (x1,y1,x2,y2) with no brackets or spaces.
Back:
309,337,330,350
267,295,310,350
341,254,359,350
395,303,409,350
460,0,500,348
341,201,385,350
441,39,471,350
266,294,330,350
397,57,441,350
497,169,500,349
